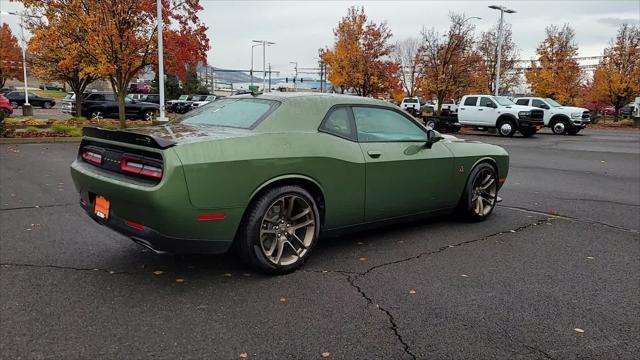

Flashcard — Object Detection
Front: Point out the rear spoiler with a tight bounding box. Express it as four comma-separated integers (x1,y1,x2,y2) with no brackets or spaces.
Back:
82,127,176,149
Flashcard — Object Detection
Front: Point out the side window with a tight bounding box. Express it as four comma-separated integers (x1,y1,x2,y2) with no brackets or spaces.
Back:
319,106,355,140
104,94,116,101
89,94,104,101
531,99,545,108
353,106,426,142
464,97,478,106
479,97,496,107
516,99,529,106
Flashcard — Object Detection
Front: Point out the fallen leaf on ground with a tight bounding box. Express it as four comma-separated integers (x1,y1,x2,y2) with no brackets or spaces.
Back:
461,274,469,277
175,278,185,283
239,352,248,358
279,297,287,303
242,273,252,277
357,242,364,245
574,328,584,333
152,270,164,275
222,273,233,277
359,257,367,261
409,289,416,294
586,256,595,260
321,352,331,358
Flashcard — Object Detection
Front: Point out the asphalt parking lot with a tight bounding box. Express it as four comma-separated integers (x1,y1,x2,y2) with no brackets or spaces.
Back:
1,128,638,359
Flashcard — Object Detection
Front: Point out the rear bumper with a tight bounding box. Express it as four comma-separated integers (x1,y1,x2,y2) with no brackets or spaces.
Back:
79,199,231,254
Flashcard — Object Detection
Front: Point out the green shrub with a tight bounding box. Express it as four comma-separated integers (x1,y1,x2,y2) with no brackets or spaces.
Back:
25,126,40,133
68,127,82,137
3,118,20,125
51,123,75,133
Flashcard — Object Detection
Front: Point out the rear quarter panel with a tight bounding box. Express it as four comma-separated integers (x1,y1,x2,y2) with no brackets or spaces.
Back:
174,132,366,229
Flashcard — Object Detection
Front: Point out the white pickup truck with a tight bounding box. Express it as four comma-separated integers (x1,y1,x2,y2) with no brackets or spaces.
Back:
513,97,590,135
458,95,545,137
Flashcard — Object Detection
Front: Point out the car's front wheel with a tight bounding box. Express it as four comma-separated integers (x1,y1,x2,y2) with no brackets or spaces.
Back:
42,101,53,109
458,163,498,221
236,185,320,274
90,110,104,120
142,109,156,121
10,101,19,109
497,119,516,137
551,119,568,135
425,118,437,130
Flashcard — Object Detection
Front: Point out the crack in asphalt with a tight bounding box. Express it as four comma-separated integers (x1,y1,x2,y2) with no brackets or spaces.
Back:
0,202,76,212
498,204,639,234
306,218,553,360
494,320,556,360
0,262,131,275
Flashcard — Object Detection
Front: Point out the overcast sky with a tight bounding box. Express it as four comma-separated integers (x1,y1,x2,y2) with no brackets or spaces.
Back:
1,0,638,78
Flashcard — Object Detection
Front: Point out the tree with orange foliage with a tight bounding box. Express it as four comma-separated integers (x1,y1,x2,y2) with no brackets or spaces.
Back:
525,24,583,105
321,7,399,97
26,12,99,117
0,24,23,89
24,0,209,127
419,13,481,113
590,24,640,120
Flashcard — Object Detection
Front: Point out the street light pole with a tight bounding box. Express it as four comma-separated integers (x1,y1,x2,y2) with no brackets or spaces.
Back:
252,40,275,92
250,44,260,87
489,5,516,96
156,0,166,122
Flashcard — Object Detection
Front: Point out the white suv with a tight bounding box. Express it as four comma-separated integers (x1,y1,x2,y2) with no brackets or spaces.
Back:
400,97,421,113
458,95,544,137
514,97,590,135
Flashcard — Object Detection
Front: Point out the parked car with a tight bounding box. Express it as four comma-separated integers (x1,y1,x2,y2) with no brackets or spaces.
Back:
76,92,159,120
400,97,421,113
458,95,544,137
70,93,509,274
601,107,620,116
190,95,217,109
514,97,590,135
4,91,56,109
39,83,64,91
129,93,160,103
0,94,13,120
166,94,196,114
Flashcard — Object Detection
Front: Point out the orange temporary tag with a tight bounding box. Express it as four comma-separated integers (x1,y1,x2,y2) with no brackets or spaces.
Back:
94,196,110,220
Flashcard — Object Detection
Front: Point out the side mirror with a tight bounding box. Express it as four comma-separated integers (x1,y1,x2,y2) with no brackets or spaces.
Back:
425,129,444,149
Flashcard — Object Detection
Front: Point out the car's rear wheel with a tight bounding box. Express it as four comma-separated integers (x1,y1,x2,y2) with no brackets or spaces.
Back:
90,110,104,121
142,109,155,121
551,119,568,135
236,185,320,274
10,101,19,109
458,163,498,221
42,101,53,109
425,118,436,130
497,119,516,137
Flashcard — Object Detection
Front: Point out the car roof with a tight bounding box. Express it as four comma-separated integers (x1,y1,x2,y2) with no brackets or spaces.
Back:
233,91,390,106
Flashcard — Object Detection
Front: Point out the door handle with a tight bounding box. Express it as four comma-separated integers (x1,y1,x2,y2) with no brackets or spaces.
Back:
478,108,484,111
367,150,381,158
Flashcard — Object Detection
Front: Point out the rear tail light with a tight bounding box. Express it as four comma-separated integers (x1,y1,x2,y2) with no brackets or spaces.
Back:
81,147,103,165
121,156,163,179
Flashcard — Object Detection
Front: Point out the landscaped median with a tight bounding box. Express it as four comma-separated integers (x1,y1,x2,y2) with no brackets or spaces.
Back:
0,118,156,143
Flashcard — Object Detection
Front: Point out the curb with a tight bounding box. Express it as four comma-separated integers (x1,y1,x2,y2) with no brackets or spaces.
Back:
0,137,82,144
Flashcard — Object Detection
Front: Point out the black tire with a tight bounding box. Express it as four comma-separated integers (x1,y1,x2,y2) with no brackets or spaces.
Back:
567,128,581,135
497,119,516,137
90,110,104,120
10,101,19,109
42,101,53,109
520,128,537,137
236,185,321,274
457,163,498,222
425,118,437,130
142,109,156,121
551,119,569,135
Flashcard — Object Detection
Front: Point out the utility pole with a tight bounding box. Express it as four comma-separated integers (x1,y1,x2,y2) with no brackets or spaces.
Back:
250,43,261,87
290,61,298,90
489,5,516,96
252,40,275,92
268,63,272,92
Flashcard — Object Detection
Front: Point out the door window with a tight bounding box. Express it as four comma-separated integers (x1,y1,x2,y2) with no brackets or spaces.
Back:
516,99,529,106
319,106,355,140
479,97,496,107
464,97,478,106
531,99,546,108
353,107,426,142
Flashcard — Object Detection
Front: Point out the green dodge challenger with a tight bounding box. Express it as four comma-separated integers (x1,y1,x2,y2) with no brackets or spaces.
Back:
71,93,509,274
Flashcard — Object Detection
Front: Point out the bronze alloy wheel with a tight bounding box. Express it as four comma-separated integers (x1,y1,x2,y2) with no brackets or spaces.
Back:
259,194,316,266
471,167,497,217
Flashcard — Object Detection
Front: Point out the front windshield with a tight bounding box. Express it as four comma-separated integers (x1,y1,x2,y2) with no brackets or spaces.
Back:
182,98,279,129
178,95,188,100
493,96,515,106
545,98,562,107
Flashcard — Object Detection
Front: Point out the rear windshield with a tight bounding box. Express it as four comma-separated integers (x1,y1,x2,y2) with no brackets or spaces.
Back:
403,98,418,103
182,98,279,129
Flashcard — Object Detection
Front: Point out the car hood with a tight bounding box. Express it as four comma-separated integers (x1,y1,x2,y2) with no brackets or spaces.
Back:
126,122,255,144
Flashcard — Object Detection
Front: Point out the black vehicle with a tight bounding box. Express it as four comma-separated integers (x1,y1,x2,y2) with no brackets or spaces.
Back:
77,92,159,120
166,94,196,114
4,91,56,109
